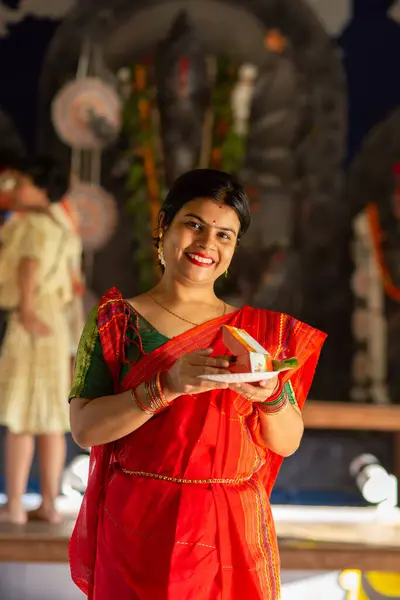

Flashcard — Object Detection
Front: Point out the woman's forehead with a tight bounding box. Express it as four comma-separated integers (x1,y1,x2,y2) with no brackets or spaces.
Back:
178,197,239,223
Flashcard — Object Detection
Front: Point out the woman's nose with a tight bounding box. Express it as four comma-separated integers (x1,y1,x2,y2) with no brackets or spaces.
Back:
196,228,215,249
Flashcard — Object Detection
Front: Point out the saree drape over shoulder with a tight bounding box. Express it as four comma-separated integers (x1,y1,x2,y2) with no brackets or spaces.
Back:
69,288,326,600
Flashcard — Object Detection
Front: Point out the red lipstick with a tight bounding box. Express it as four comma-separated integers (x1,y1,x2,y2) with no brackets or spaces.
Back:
185,252,215,267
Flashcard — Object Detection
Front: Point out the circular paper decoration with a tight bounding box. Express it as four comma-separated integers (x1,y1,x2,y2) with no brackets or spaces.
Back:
66,183,118,251
52,78,122,149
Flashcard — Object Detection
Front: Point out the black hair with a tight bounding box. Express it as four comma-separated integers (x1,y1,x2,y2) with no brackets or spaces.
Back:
157,168,251,241
0,149,23,169
18,155,69,203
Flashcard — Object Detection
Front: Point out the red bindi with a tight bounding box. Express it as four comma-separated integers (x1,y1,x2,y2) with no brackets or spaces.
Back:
213,220,217,224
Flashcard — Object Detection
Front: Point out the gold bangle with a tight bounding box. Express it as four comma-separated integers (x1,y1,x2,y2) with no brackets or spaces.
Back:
143,373,171,414
130,388,153,415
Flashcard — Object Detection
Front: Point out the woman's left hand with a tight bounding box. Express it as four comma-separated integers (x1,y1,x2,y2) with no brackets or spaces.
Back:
229,376,279,403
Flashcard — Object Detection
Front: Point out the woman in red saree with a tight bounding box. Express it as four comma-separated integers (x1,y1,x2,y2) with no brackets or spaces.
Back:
69,169,326,600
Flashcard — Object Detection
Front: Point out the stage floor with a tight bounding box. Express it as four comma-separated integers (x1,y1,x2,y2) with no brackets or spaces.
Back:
0,503,399,572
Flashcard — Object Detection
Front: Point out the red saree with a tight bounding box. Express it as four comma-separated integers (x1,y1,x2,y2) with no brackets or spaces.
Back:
69,288,326,600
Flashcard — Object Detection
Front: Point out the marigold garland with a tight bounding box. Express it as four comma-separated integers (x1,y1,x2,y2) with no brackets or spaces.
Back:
367,202,400,302
123,61,163,291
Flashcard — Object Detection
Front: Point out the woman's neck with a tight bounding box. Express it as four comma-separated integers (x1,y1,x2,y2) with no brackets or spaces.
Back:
153,277,219,306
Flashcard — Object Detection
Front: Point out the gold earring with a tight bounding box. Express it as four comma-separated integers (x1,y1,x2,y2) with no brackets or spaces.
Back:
224,269,229,278
158,231,166,267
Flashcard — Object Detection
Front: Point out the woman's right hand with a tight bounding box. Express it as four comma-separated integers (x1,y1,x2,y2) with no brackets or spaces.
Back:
164,348,230,395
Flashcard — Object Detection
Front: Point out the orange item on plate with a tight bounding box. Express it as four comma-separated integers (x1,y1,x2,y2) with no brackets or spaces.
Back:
222,325,273,374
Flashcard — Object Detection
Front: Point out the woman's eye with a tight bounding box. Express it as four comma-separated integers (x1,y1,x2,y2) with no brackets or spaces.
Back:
218,231,231,241
185,221,201,230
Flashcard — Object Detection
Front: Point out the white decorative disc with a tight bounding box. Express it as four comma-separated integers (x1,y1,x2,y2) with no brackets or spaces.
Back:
52,77,122,149
66,183,118,251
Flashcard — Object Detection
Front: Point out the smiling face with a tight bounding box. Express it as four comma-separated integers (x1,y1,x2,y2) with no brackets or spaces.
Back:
162,197,240,286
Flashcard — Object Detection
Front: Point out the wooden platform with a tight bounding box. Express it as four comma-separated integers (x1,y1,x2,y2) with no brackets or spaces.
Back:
0,512,399,572
303,401,400,432
303,400,400,478
275,508,400,571
0,519,73,563
1,401,400,572
279,538,400,572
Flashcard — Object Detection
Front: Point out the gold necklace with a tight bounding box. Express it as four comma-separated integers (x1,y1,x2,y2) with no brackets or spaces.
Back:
147,291,226,327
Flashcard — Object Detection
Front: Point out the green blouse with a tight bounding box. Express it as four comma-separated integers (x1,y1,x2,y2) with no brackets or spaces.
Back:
69,305,169,400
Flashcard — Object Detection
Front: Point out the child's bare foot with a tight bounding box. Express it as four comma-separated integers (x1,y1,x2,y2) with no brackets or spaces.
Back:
28,505,62,524
0,504,27,525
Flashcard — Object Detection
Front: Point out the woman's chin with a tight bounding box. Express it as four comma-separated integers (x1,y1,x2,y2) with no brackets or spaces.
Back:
176,263,219,284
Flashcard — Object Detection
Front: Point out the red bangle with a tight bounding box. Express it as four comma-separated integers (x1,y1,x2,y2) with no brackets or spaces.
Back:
131,373,172,416
130,388,153,415
265,378,283,403
144,372,170,413
258,379,288,415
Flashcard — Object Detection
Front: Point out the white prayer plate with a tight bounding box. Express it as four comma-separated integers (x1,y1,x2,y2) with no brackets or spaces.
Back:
198,371,280,383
